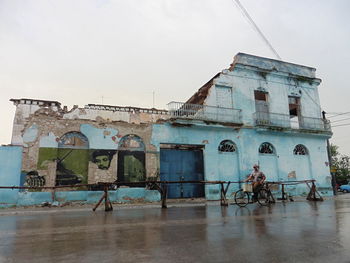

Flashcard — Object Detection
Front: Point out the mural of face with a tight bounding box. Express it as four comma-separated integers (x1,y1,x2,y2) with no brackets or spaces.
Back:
94,155,111,170
92,150,116,170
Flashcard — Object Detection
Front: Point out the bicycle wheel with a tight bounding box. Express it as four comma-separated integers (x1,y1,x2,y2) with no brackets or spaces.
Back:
257,189,269,206
234,189,249,207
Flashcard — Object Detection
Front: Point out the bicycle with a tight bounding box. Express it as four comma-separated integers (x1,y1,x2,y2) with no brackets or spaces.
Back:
234,182,275,207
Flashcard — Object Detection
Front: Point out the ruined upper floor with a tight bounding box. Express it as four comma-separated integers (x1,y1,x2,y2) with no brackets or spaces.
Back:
10,53,331,146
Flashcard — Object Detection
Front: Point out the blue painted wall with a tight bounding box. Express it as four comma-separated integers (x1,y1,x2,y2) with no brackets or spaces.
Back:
0,146,22,207
80,124,120,149
151,122,332,200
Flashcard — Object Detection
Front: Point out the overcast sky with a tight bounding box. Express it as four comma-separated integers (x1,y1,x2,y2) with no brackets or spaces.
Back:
1,0,349,155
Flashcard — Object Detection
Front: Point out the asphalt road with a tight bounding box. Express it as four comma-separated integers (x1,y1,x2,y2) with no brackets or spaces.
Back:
0,196,349,263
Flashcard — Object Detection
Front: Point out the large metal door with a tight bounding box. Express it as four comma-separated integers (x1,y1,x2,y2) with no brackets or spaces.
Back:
160,148,204,198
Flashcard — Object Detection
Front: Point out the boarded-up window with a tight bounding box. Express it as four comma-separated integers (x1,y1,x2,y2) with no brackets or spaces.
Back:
216,86,233,108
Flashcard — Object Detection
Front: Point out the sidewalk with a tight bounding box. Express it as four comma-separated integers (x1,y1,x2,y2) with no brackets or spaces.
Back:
1,194,343,216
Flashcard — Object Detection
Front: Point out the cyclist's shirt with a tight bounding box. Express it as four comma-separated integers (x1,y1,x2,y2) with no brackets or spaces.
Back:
250,171,265,182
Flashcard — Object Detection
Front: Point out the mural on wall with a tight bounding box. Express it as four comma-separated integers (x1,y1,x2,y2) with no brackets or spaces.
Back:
36,131,147,188
37,132,89,187
91,150,117,170
117,135,146,186
89,149,117,188
20,170,45,191
55,132,89,186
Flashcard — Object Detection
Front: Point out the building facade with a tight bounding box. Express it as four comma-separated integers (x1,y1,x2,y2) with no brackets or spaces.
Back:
1,53,333,206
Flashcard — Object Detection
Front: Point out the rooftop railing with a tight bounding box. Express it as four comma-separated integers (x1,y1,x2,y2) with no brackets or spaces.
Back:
253,111,331,132
168,101,242,124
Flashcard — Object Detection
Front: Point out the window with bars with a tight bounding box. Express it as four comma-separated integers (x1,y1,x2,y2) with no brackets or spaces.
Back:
218,140,237,152
258,142,275,154
293,144,308,155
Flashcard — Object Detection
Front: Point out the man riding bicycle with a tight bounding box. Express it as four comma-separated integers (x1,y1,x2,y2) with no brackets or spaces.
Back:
245,164,266,201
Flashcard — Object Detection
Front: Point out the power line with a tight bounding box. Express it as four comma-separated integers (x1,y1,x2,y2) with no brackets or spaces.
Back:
327,112,350,115
300,86,322,111
331,117,350,123
230,0,346,124
332,123,350,128
328,112,350,118
231,0,282,60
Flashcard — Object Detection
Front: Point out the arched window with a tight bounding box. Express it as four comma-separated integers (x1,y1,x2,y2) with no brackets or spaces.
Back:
218,140,237,152
118,135,145,186
259,142,275,154
293,144,308,155
58,132,89,149
56,132,89,186
118,134,145,151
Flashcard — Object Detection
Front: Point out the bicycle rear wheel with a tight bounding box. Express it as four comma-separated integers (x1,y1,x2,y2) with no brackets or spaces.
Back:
257,189,269,206
234,189,249,207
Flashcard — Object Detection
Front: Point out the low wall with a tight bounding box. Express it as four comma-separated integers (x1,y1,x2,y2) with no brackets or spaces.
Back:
1,188,161,208
0,146,22,207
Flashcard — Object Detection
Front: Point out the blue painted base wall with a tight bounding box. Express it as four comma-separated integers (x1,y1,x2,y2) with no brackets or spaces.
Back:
0,146,22,207
0,189,161,207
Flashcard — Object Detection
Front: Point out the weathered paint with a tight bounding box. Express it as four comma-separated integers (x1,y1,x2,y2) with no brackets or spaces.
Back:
54,191,88,202
22,124,38,145
0,146,22,207
151,122,332,199
86,189,160,203
16,192,52,206
39,132,58,148
80,124,119,149
160,148,205,198
4,53,332,206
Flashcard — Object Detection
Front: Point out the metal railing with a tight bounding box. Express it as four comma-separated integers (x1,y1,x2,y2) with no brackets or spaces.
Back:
168,101,242,124
253,111,331,132
0,179,322,211
254,111,290,128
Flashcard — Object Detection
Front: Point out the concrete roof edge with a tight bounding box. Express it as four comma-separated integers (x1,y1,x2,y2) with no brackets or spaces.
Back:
235,53,317,71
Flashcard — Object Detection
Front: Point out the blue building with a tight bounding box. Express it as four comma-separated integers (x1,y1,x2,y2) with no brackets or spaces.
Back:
156,53,332,199
1,53,332,206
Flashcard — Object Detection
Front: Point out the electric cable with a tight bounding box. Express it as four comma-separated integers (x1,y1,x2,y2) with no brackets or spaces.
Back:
230,0,346,124
327,112,350,115
331,117,350,123
299,86,322,111
231,0,282,60
328,112,350,118
331,123,350,128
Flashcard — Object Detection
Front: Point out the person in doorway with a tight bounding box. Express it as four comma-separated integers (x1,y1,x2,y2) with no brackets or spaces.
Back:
245,164,266,201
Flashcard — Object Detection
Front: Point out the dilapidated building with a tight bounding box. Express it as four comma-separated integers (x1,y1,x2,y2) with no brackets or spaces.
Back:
1,53,333,206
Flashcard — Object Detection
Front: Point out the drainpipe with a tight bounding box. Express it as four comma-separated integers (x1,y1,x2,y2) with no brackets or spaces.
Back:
322,111,336,195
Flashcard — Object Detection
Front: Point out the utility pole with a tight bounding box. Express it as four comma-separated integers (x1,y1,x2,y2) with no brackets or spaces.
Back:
322,111,337,195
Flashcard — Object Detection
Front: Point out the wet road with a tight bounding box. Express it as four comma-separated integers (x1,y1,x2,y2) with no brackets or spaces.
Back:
0,196,350,263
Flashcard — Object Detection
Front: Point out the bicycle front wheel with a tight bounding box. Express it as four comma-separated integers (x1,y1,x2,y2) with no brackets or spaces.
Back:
234,189,249,207
257,189,269,206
